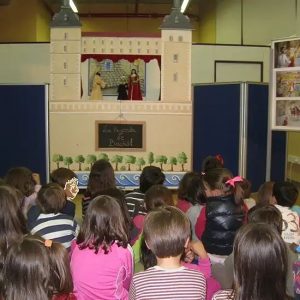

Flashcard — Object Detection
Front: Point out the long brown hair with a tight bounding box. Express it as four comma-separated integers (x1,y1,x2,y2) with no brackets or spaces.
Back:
77,195,128,254
4,235,73,300
233,223,288,300
86,160,115,197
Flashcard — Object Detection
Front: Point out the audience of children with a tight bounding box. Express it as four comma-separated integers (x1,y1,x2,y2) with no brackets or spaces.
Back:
82,159,116,217
1,159,300,300
212,223,291,300
125,166,165,218
130,206,207,299
28,183,79,250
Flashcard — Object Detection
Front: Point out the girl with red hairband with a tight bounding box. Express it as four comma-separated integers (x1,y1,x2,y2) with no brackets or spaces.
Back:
195,168,247,260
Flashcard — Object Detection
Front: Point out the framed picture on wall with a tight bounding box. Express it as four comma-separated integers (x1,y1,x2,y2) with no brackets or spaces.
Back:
271,37,300,130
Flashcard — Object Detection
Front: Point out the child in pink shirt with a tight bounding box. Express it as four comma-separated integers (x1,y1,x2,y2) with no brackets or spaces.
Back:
71,195,133,300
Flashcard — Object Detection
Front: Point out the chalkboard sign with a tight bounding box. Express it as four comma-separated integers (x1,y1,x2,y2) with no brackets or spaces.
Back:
96,121,145,151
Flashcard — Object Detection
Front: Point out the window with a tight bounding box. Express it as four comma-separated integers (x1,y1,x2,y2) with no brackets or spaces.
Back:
64,32,68,40
103,60,113,71
169,35,173,41
178,36,183,42
63,62,67,69
63,78,67,86
173,73,178,82
63,45,67,52
173,54,178,63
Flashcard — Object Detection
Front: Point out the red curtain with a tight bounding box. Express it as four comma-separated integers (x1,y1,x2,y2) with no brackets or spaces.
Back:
81,54,161,68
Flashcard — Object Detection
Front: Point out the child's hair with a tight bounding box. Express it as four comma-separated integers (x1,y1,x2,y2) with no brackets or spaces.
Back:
256,181,274,205
3,234,73,300
97,187,131,236
0,185,27,285
5,167,35,197
272,181,298,207
177,172,206,205
247,204,282,233
201,155,224,172
86,160,115,197
143,206,190,258
77,195,128,254
37,183,66,214
233,223,288,300
145,185,174,211
50,168,77,188
202,168,244,205
139,166,165,193
239,178,252,199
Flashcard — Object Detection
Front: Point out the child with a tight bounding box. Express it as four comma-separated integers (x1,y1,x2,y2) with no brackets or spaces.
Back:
273,181,300,244
256,181,275,205
0,184,27,285
130,206,206,300
240,178,256,210
195,168,245,256
28,168,79,222
212,223,289,300
71,195,133,300
201,155,224,172
28,183,79,250
133,184,174,237
82,159,116,218
125,166,165,218
5,166,41,215
3,234,76,300
176,172,206,240
214,204,296,298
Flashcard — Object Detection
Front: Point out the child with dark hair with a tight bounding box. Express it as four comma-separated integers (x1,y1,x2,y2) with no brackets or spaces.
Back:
28,183,79,250
71,195,133,299
240,178,256,210
4,235,76,300
125,166,165,218
212,223,290,300
130,206,206,299
195,168,245,257
5,166,41,215
256,181,275,205
28,168,78,223
82,159,116,218
176,172,206,240
273,181,300,244
213,204,296,298
201,155,224,173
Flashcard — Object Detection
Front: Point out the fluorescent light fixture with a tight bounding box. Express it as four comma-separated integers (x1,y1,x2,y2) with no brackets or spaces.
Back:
180,0,190,13
69,0,78,13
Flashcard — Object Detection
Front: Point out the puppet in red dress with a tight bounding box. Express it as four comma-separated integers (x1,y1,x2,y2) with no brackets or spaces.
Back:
128,69,142,100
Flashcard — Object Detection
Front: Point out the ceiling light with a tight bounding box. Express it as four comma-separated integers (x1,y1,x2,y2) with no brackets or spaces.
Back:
180,0,190,13
69,0,78,13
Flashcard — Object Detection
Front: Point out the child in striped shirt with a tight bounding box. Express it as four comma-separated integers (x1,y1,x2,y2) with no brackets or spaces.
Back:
130,206,206,300
28,183,79,250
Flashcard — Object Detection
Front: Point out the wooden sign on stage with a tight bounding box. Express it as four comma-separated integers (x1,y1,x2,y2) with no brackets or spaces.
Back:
95,121,145,151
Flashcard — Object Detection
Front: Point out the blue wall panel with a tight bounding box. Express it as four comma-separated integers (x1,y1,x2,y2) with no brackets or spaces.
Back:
0,85,48,183
193,84,241,175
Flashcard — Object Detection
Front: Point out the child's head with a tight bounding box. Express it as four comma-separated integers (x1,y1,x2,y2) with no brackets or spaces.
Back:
50,168,79,200
143,206,190,258
247,204,282,233
5,167,35,197
272,181,298,207
0,185,27,256
233,223,287,300
201,155,224,172
77,195,128,254
202,168,244,204
4,235,73,300
87,160,115,196
145,185,174,211
177,172,206,205
139,166,165,193
239,178,252,199
256,181,275,205
37,183,66,214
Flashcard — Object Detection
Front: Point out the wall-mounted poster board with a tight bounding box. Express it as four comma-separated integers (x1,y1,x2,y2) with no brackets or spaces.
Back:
95,121,145,151
271,37,300,131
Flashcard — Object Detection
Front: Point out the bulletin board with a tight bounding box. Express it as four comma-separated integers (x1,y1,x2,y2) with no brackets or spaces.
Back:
271,37,300,131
